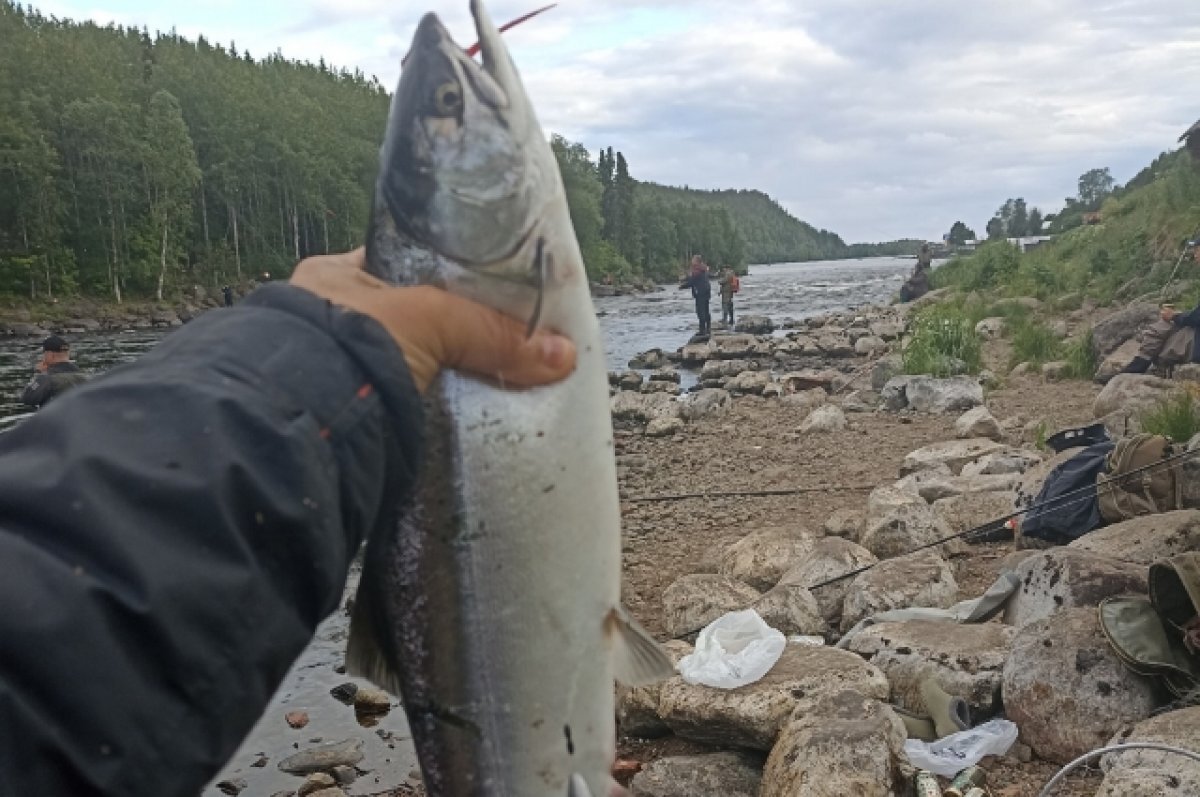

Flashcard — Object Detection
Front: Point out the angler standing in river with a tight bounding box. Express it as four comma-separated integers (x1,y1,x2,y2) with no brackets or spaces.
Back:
19,335,87,410
680,254,712,336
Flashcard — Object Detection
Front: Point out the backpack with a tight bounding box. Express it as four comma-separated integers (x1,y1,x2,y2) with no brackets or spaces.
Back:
1096,434,1182,524
1019,441,1113,545
731,275,740,293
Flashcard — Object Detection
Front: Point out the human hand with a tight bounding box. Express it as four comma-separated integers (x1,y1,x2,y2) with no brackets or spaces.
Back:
289,248,576,393
35,359,47,373
1162,305,1179,322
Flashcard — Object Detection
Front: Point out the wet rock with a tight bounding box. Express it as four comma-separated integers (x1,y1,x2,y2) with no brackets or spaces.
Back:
700,358,753,380
780,537,878,625
662,574,761,638
845,620,1017,717
278,738,364,775
870,355,904,391
611,391,681,423
679,388,731,421
679,342,711,365
629,348,669,369
750,581,825,635
657,645,889,750
1069,510,1200,564
640,380,681,395
1091,302,1158,358
931,490,1015,535
823,508,865,542
328,683,357,705
617,641,694,738
645,417,685,437
900,438,1007,475
1041,360,1072,381
216,778,248,796
1094,338,1141,383
285,711,309,729
630,751,763,797
760,690,906,797
861,503,953,560
710,334,761,358
854,335,889,356
975,317,1005,339
735,315,774,335
251,754,269,768
719,527,819,591
960,449,1041,477
1097,707,1200,796
1001,548,1147,629
1093,373,1179,418
904,376,984,414
1002,608,1158,764
353,687,391,714
841,550,958,632
799,404,846,434
297,773,337,796
955,406,1002,440
330,766,356,786
816,334,856,358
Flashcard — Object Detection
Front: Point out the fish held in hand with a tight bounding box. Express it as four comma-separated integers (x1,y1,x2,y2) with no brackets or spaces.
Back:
347,3,673,796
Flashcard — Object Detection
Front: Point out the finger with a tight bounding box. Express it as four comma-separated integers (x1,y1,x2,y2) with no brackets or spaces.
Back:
421,288,576,387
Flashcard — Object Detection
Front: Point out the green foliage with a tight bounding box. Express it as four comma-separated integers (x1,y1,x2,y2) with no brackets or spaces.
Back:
947,221,976,245
1008,319,1061,368
1062,331,1098,380
1032,420,1050,452
930,241,1022,292
902,304,982,377
1139,392,1200,442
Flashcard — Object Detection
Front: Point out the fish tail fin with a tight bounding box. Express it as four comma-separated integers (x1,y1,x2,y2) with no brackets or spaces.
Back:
345,574,406,697
568,774,630,797
606,605,676,687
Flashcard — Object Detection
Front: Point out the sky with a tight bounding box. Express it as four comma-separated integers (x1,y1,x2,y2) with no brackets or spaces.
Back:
32,0,1200,243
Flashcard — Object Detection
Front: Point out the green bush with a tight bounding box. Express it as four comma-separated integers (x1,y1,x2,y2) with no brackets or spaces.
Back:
903,305,982,377
1062,331,1098,380
1139,392,1200,442
1009,319,1062,368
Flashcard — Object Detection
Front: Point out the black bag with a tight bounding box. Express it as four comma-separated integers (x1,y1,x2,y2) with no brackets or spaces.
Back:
1020,441,1115,545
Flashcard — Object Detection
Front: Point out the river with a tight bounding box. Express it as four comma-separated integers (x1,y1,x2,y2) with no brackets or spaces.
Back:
0,256,917,794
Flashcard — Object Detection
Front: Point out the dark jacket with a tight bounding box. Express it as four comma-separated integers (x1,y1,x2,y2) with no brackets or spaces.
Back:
19,361,88,408
0,283,423,797
679,270,711,301
1173,305,1200,362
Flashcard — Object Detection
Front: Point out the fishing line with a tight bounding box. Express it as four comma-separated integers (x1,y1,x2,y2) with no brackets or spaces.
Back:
625,484,875,503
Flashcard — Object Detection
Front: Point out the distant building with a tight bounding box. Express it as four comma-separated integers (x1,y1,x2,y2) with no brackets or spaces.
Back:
1006,236,1054,253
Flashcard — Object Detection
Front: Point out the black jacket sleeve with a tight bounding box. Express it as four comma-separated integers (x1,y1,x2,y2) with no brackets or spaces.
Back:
1174,305,1200,328
19,372,51,408
0,283,423,797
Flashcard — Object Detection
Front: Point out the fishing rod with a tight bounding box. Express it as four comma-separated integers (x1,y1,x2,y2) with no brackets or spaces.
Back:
625,484,875,503
804,444,1200,593
1159,222,1200,299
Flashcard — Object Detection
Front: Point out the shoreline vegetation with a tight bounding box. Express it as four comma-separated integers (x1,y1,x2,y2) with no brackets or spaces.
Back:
0,2,919,315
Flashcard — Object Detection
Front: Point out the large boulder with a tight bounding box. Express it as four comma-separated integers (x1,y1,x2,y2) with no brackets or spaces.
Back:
880,376,914,411
870,355,904,391
840,551,958,632
866,484,926,517
645,417,685,437
709,334,761,359
1002,608,1158,764
1096,708,1200,797
860,503,954,560
779,537,878,625
779,369,840,392
954,406,1002,441
630,752,764,797
1069,510,1200,564
750,582,825,636
900,438,1007,475
854,335,889,356
629,348,669,369
1093,373,1179,418
661,574,760,638
904,376,984,414
869,319,906,341
799,405,847,434
960,449,1042,477
726,370,772,395
845,620,1017,717
657,645,890,750
719,527,819,591
679,342,711,366
823,508,865,542
1095,338,1142,384
816,335,856,358
700,358,754,380
931,490,1015,536
779,388,828,411
617,640,694,737
759,690,907,797
735,315,774,335
1091,302,1158,358
611,391,681,423
679,388,732,421
1001,548,1148,629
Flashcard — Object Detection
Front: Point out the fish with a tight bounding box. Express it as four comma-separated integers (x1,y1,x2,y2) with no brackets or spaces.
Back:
347,2,674,796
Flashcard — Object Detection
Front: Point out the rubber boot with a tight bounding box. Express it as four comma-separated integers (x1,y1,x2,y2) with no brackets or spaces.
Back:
920,678,971,738
893,706,938,741
1121,356,1152,375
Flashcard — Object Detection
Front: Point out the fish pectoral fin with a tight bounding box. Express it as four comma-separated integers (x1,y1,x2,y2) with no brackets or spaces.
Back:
606,605,676,687
525,235,547,338
568,773,594,797
345,583,404,697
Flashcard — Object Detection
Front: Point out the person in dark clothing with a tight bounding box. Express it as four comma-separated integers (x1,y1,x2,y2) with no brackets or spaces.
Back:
19,334,87,409
679,255,712,336
1122,302,1200,374
222,284,234,307
0,248,576,797
898,245,933,303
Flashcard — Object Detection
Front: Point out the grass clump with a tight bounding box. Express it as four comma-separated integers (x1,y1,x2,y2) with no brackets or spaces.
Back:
1009,319,1063,368
1061,331,1098,379
1139,392,1200,442
903,304,982,377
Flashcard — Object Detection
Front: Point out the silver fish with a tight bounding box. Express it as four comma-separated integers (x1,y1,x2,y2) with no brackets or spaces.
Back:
348,3,673,796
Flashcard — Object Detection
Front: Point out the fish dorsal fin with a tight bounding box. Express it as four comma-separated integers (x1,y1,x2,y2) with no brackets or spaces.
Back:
607,605,676,687
345,585,405,697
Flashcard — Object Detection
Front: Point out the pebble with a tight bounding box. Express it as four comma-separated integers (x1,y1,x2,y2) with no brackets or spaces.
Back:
251,753,269,768
215,778,247,796
277,738,365,775
353,686,392,713
329,682,358,705
331,765,357,785
297,773,336,796
285,711,309,729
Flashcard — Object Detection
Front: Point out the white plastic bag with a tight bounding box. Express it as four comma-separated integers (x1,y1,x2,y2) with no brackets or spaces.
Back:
903,718,1019,777
676,609,786,689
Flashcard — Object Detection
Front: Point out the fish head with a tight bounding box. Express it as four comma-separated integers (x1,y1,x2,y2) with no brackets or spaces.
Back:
378,1,550,284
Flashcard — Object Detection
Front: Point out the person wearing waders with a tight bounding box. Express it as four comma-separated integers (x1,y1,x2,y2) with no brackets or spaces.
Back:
679,255,712,336
718,267,738,327
222,284,234,307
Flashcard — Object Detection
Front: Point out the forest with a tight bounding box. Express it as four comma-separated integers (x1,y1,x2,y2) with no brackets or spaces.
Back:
0,2,900,303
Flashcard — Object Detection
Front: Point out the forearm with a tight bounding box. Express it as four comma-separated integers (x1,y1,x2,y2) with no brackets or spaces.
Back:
0,284,422,797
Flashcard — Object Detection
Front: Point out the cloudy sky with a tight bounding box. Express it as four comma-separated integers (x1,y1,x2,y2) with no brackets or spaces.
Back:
36,0,1200,243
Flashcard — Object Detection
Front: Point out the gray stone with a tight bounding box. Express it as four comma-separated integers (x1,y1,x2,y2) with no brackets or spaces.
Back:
1010,361,1033,377
869,319,906,341
904,376,984,413
750,582,825,636
861,503,953,560
839,390,878,412
823,508,865,542
901,438,1007,475
871,355,904,391
799,404,847,434
617,640,694,738
1094,373,1180,418
649,367,681,383
618,370,644,391
1174,363,1200,383
640,380,681,395
657,645,889,750
780,537,878,625
1069,510,1200,564
277,739,365,775
645,417,685,437
1002,608,1158,764
1041,360,1072,381
630,752,764,797
679,342,711,365
216,779,248,796
759,690,906,797
1097,707,1200,797
297,773,337,796
1091,302,1158,357
611,391,681,423
710,334,761,359
932,490,1015,535
1001,548,1148,628
841,551,958,632
679,388,731,421
780,368,840,392
700,358,754,380
854,335,889,356
960,450,1042,477
352,686,391,713
954,406,1002,440
735,315,775,335
816,334,856,358
719,527,819,591
846,620,1017,717
629,348,669,369
662,574,761,638
727,370,772,395
975,317,1005,339
880,375,914,411
779,387,828,411
1095,338,1142,383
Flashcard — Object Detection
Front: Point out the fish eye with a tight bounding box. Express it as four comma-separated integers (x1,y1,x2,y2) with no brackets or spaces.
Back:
433,82,462,116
